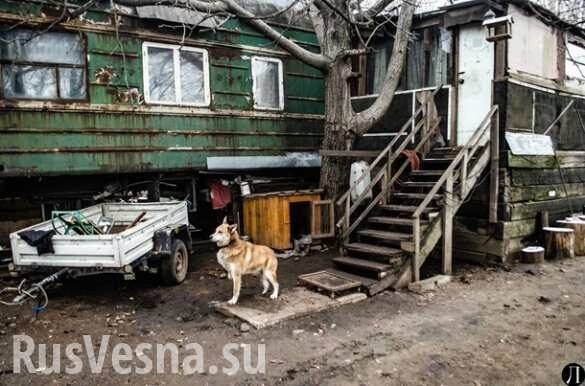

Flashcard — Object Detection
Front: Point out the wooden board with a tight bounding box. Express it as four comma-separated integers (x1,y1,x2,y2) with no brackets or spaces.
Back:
298,270,362,293
214,287,367,329
507,195,585,221
507,151,585,169
510,168,585,186
505,182,585,203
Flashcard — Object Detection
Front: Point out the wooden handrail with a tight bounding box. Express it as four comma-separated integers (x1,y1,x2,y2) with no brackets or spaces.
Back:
340,118,442,239
335,84,444,208
412,105,499,220
335,119,426,229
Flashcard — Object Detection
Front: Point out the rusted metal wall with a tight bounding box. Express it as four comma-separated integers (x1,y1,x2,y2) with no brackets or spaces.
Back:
0,2,325,177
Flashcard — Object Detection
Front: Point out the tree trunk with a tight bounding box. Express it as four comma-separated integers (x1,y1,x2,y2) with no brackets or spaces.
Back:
319,63,354,199
318,4,355,200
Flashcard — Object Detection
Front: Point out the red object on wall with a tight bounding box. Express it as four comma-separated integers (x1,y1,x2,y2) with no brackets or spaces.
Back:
209,180,232,209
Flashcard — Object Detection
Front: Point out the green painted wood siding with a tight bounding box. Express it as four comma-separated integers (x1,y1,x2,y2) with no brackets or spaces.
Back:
0,5,324,176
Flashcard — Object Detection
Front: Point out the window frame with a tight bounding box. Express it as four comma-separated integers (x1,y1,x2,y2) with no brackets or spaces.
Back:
0,29,88,101
251,56,284,111
142,41,210,107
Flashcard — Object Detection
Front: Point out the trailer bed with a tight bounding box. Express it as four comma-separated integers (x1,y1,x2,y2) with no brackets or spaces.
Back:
10,202,189,270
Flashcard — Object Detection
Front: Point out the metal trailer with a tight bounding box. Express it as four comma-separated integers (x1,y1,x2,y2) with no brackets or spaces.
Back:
8,201,192,286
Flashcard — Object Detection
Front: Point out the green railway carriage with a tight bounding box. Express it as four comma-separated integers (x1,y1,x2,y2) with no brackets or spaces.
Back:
0,1,325,178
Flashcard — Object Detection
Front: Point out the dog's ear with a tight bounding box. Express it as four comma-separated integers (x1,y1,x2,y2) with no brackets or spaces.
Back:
222,216,228,224
229,224,238,233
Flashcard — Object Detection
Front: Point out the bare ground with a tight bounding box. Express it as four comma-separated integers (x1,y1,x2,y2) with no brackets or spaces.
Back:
0,250,584,386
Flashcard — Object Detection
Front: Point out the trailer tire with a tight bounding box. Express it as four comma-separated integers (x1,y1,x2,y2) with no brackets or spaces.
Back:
161,239,189,285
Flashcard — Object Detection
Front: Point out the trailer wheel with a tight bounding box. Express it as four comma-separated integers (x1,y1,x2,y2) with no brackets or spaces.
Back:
161,239,189,285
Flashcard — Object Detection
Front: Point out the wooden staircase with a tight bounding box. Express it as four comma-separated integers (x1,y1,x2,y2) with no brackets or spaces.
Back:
305,90,501,296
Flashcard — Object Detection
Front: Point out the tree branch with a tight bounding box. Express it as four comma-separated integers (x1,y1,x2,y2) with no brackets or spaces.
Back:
114,0,330,69
113,0,228,13
352,0,416,134
221,0,329,69
357,0,401,22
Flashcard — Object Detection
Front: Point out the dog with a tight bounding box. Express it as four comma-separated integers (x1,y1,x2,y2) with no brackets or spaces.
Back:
210,217,279,305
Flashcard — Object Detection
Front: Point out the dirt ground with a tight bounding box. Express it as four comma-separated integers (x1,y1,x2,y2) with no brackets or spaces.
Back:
0,248,584,386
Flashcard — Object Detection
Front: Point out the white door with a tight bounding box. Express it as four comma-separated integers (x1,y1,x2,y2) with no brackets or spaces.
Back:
456,24,494,145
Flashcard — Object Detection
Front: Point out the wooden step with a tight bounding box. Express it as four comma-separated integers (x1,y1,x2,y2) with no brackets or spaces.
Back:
367,217,429,227
357,229,411,242
344,242,403,257
379,204,438,213
423,157,455,163
400,181,436,188
333,256,393,275
432,146,460,152
410,170,444,177
391,192,442,200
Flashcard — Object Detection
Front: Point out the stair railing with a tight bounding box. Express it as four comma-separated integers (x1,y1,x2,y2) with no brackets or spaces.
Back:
410,105,500,282
335,84,443,244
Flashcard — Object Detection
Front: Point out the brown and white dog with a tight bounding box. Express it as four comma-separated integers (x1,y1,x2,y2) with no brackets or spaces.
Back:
210,217,279,305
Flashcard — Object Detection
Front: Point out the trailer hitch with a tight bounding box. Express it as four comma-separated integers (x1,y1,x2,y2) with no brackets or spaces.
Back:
0,268,70,317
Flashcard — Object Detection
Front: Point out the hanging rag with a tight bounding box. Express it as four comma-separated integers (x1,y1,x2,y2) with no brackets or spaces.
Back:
401,150,421,171
209,180,232,209
18,229,56,255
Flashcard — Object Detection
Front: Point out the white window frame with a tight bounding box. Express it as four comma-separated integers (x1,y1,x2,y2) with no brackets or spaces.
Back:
251,56,284,111
142,41,210,107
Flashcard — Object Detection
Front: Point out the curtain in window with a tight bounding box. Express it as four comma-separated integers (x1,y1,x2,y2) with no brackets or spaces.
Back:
254,59,280,109
0,30,83,64
180,50,205,104
406,35,425,90
0,30,85,99
429,27,451,87
147,46,176,102
2,65,57,99
371,46,390,94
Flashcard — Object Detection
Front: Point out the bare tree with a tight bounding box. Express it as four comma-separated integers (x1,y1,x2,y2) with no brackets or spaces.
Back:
113,0,415,199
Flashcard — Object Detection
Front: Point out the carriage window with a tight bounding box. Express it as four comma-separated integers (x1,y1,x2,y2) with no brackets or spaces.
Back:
0,29,86,100
252,57,284,110
143,42,210,106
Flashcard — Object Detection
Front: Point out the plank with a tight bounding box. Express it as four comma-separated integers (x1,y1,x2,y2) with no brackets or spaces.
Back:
357,229,411,241
379,204,438,212
507,151,585,169
367,216,429,226
298,270,362,293
510,167,585,186
400,182,436,188
453,232,523,258
214,287,367,329
391,192,443,200
505,182,585,203
323,268,377,287
507,195,585,220
343,242,403,257
333,256,393,272
409,170,444,177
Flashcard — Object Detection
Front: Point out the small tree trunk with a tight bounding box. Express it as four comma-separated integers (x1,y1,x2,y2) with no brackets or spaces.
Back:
543,227,575,259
